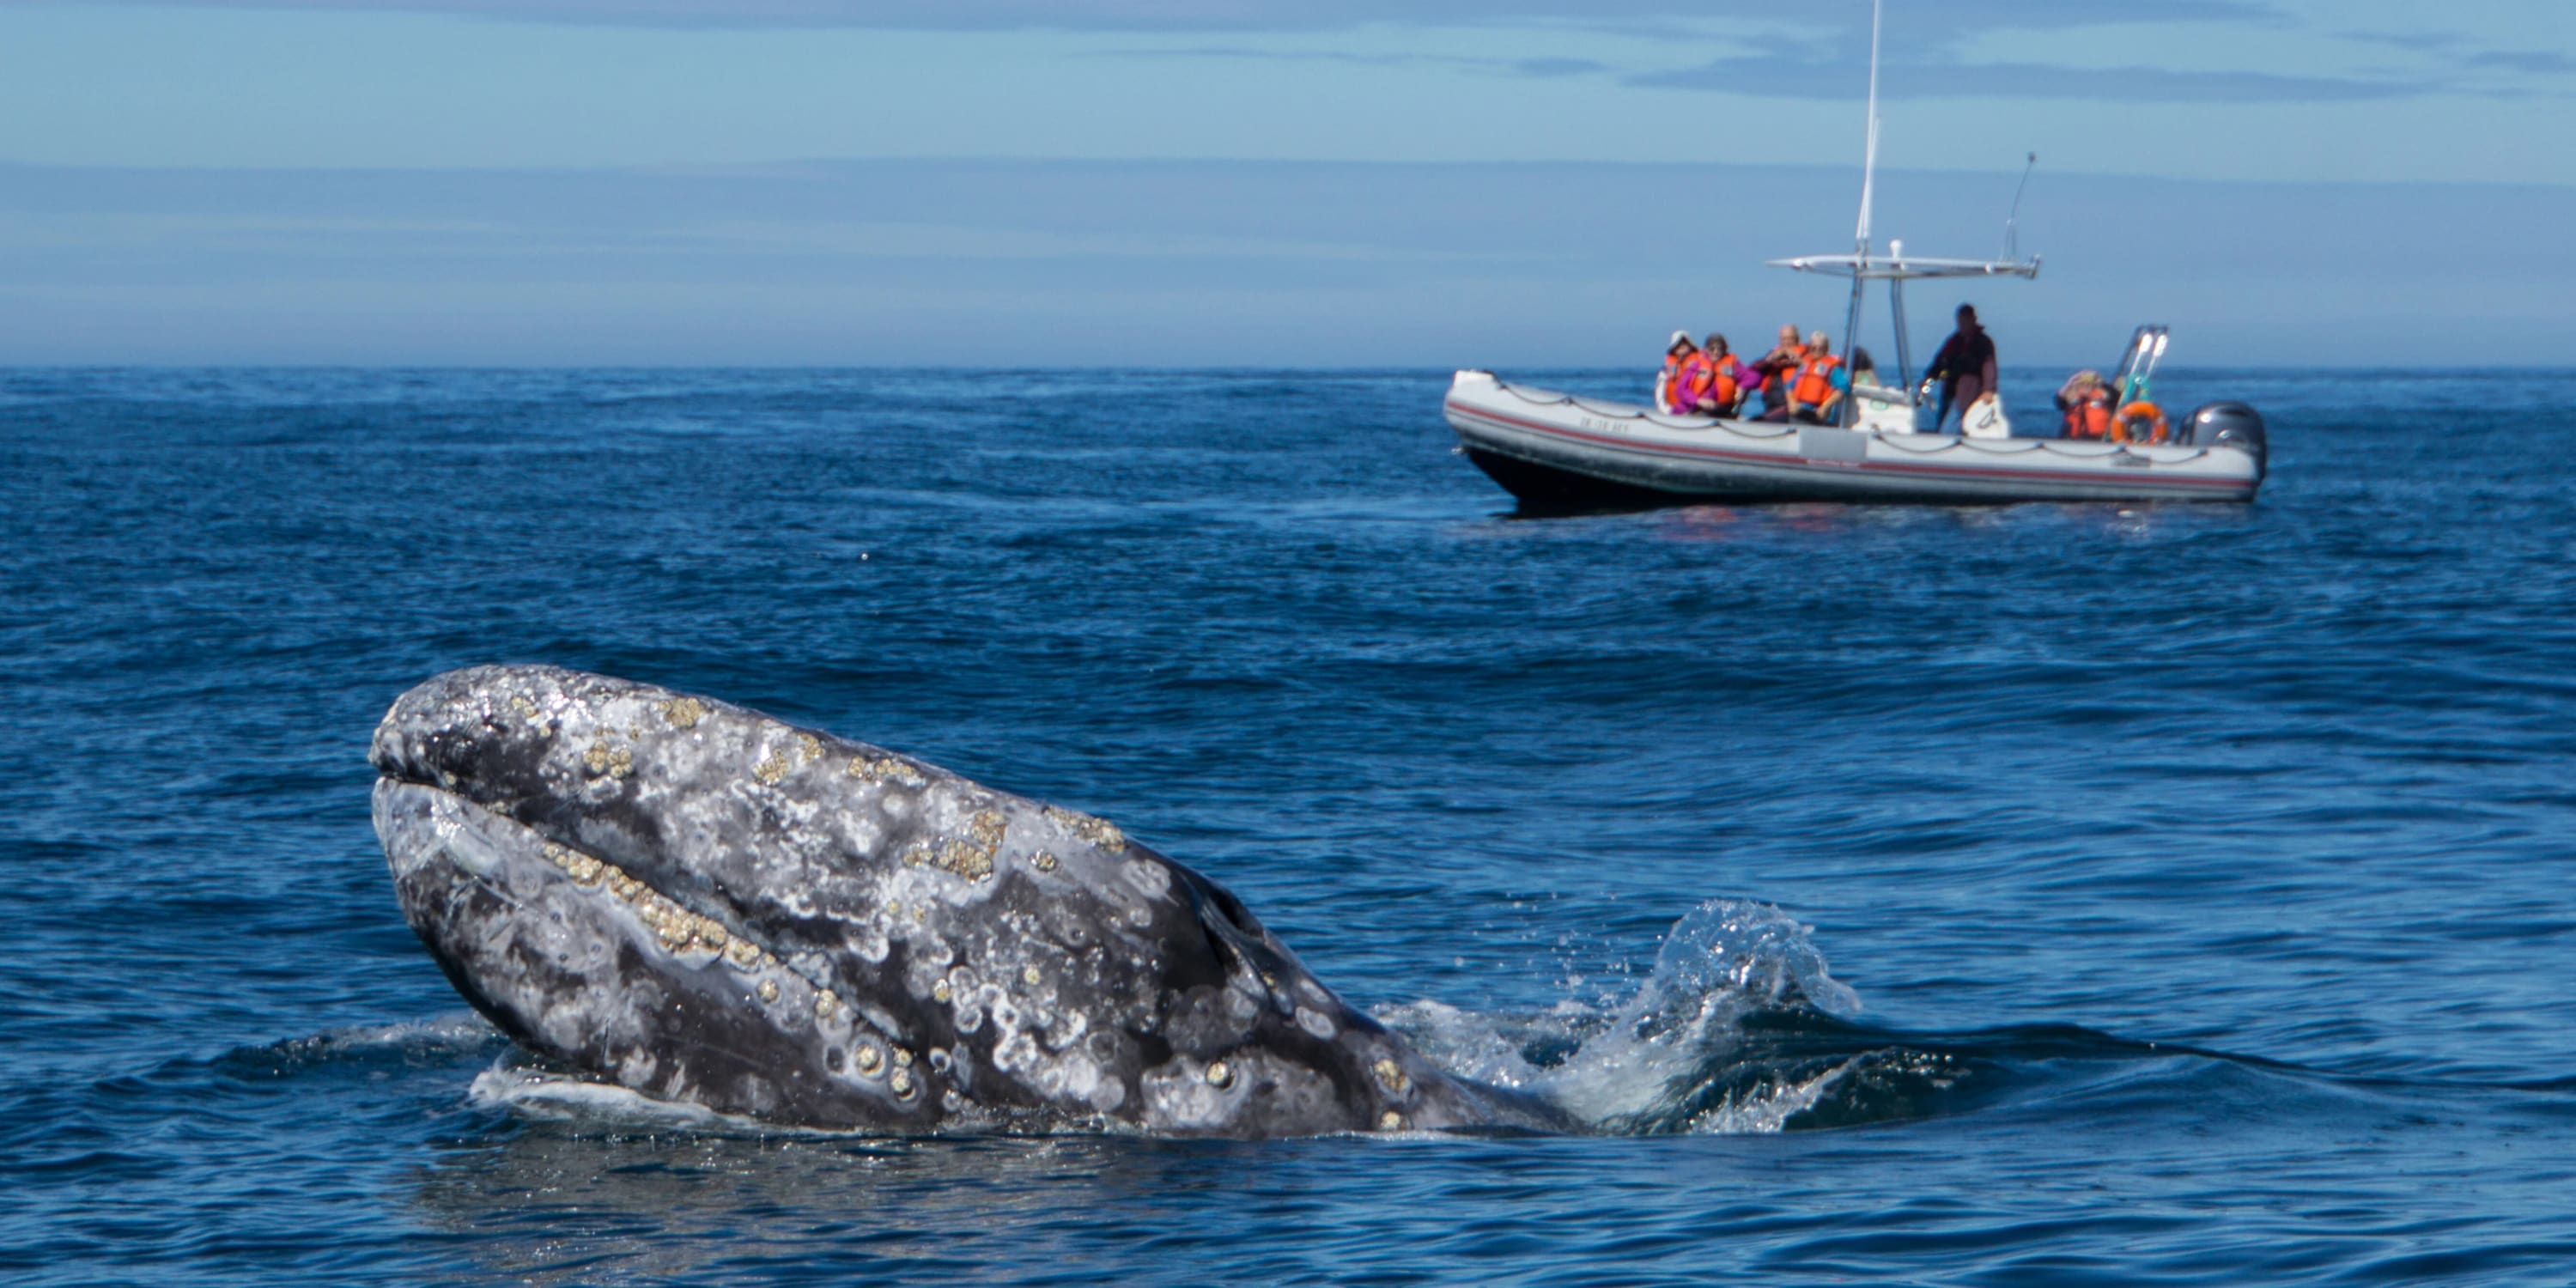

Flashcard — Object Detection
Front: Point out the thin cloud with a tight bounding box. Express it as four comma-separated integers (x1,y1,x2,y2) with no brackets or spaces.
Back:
2466,50,2576,76
2336,31,2576,94
125,0,2280,35
1510,57,1605,78
1632,55,2425,103
2342,28,2466,52
1095,45,1608,81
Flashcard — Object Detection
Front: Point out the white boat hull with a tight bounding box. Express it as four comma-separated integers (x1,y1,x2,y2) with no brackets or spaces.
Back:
1443,371,2263,507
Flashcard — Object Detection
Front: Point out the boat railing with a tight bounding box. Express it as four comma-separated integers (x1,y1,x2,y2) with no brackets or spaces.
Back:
1490,382,1800,439
1476,378,2224,464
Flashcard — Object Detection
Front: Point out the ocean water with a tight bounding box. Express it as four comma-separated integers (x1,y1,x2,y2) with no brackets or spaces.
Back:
3,366,2573,1285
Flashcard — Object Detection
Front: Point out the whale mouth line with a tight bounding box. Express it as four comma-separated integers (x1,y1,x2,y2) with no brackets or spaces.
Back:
519,822,783,979
404,778,845,1010
384,778,915,1086
386,765,784,969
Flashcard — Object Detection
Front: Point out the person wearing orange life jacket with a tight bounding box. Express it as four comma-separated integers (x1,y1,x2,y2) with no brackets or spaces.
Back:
2056,370,2115,440
1786,331,1850,425
1680,333,1760,417
1668,344,1717,416
1654,331,1698,413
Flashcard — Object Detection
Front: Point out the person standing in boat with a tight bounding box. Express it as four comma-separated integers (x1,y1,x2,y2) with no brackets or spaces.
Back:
1926,304,1999,434
1653,331,1698,413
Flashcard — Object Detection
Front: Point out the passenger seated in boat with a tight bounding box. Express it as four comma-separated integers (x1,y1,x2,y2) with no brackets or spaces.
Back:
1654,331,1698,413
1755,324,1804,418
1786,331,1850,425
1849,346,1880,391
1680,334,1759,417
2056,370,2115,439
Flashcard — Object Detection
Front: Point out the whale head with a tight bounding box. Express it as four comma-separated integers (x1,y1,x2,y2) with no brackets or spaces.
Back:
371,665,1557,1136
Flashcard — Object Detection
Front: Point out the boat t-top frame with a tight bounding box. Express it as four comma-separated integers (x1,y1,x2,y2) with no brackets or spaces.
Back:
1763,0,2041,426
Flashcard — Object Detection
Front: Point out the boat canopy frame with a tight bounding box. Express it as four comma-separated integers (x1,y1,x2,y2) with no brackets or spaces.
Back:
1758,0,2043,427
1771,252,2042,418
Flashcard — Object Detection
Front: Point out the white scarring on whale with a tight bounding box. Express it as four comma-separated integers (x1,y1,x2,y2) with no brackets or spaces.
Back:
372,665,1572,1138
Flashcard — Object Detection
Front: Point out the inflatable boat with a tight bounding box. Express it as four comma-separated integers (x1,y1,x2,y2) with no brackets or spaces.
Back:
1445,368,2267,508
1444,0,2268,511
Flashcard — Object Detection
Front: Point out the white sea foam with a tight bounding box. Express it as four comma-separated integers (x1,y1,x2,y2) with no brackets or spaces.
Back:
465,1061,1078,1139
1380,899,1862,1135
468,1065,730,1128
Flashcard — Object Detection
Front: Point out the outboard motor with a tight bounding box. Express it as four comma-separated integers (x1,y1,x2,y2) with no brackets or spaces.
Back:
2182,402,2267,477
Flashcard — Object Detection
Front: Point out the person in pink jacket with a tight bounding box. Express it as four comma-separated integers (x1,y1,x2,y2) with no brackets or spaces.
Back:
1679,333,1760,417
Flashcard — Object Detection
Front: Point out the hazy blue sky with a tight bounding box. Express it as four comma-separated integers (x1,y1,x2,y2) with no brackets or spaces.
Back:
3,2,2571,365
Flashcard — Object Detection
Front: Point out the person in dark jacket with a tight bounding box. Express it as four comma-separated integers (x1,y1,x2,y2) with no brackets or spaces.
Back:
1755,322,1804,420
1926,304,1999,434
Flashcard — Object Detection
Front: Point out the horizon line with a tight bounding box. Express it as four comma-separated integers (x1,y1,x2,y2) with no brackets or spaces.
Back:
5,154,2572,195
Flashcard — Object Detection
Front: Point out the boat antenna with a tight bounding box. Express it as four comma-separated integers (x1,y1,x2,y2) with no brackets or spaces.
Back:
1838,0,1884,429
1853,0,1883,257
2002,151,2037,263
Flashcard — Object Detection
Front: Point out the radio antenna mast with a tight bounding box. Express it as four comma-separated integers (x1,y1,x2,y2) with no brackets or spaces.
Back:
2002,151,2038,262
1837,0,1886,425
1854,0,1883,254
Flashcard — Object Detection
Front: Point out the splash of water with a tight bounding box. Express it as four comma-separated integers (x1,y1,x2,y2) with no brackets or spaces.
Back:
1380,899,1866,1134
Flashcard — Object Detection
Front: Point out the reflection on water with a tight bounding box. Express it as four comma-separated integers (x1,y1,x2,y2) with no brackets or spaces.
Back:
413,1122,1387,1283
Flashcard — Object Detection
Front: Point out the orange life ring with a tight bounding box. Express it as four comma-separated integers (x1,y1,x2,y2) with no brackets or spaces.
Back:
2111,401,2169,446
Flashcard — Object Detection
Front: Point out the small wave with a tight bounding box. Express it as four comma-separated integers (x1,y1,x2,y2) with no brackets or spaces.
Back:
1674,1054,1861,1134
269,1015,501,1059
204,1014,505,1079
1380,900,2293,1137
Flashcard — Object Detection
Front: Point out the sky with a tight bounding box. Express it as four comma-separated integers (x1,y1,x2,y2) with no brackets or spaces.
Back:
2,1,2572,366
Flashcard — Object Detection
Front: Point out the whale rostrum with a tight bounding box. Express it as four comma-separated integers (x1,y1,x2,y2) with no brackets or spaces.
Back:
371,665,1567,1137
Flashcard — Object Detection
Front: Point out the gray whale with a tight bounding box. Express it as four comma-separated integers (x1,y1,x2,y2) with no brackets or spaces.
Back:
372,665,1568,1137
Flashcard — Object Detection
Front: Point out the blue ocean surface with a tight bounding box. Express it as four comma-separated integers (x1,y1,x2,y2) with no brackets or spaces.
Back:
3,366,2573,1285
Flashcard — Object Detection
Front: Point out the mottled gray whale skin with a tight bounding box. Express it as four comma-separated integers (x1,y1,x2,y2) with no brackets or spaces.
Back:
372,665,1565,1138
